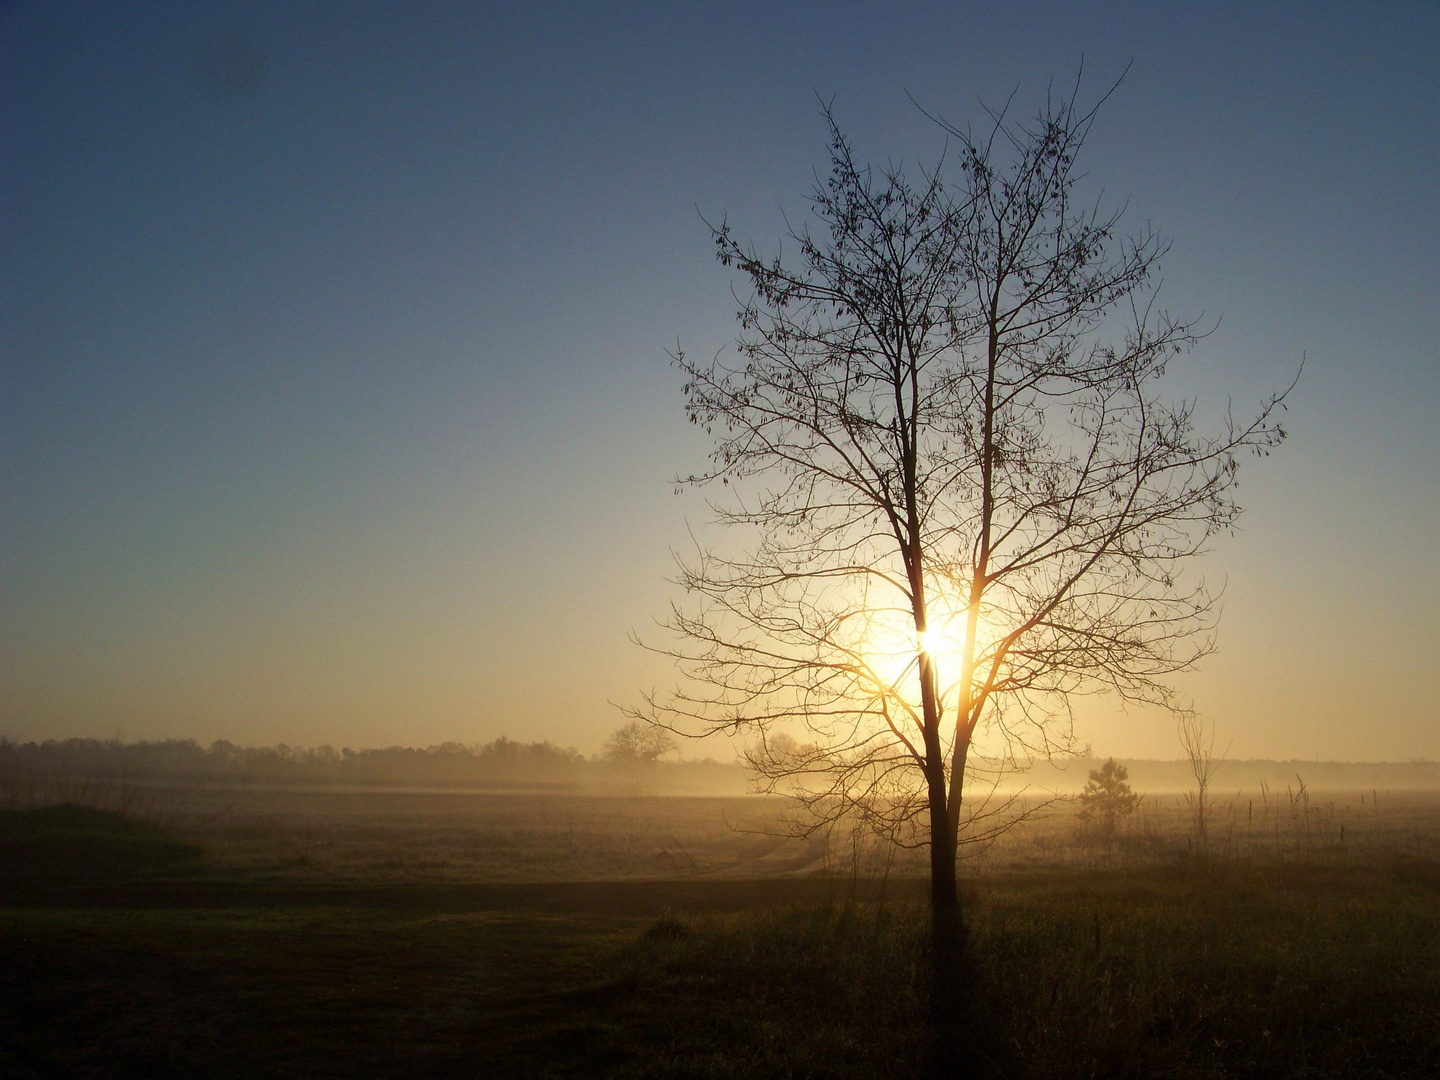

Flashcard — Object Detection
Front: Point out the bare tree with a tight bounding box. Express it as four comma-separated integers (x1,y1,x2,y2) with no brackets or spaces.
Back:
1178,709,1226,846
639,74,1290,1037
603,722,676,767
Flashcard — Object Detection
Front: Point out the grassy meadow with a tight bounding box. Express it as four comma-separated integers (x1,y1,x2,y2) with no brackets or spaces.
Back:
2,779,1438,1078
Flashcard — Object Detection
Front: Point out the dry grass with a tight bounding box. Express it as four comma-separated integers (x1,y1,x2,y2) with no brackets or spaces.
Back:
11,778,1433,885
4,785,1440,1077
148,785,832,882
969,786,1440,871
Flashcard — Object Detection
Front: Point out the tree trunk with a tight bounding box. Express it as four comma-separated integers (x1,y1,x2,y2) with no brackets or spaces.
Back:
929,801,961,1009
927,766,975,1079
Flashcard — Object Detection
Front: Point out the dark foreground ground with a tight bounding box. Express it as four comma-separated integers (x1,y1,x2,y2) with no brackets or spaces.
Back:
2,803,1439,1078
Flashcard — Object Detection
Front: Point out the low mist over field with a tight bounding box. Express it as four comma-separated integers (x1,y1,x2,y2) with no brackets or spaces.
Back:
6,730,1440,1076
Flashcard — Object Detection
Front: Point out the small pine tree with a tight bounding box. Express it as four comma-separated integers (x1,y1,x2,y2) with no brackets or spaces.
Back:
1077,758,1142,835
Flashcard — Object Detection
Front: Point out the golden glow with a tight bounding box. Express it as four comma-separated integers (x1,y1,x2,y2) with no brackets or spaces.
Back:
917,626,949,657
861,609,973,693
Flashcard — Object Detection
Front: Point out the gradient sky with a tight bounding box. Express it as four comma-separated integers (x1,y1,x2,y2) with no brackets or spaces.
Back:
3,2,1437,760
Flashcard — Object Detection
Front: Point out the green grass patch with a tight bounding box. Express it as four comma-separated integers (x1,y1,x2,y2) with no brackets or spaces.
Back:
0,804,203,882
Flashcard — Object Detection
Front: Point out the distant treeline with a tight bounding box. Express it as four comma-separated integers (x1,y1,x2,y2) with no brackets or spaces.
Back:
0,736,745,792
3,737,1435,795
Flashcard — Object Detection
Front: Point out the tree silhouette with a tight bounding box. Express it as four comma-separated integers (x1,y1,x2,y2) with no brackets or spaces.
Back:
640,73,1290,1054
603,722,675,767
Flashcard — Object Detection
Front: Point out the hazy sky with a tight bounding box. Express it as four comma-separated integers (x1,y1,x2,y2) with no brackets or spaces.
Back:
3,2,1437,760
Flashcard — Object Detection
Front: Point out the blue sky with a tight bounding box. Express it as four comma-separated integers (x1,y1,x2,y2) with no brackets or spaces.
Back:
3,2,1437,758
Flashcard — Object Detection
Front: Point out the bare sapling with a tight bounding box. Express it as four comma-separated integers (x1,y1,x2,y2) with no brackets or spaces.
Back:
1178,710,1226,847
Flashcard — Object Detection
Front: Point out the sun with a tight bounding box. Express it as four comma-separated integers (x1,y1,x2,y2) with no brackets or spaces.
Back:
916,627,949,657
861,613,970,692
919,614,973,660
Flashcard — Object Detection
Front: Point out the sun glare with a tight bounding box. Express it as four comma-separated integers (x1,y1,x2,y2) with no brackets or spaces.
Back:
863,611,974,691
917,627,949,656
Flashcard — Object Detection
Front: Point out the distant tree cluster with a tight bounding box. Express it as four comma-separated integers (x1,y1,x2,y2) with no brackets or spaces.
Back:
0,729,738,794
0,735,591,790
602,723,676,767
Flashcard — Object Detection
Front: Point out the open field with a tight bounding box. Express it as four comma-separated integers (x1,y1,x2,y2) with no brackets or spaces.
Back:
7,784,841,882
7,773,1439,881
3,787,1440,1077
